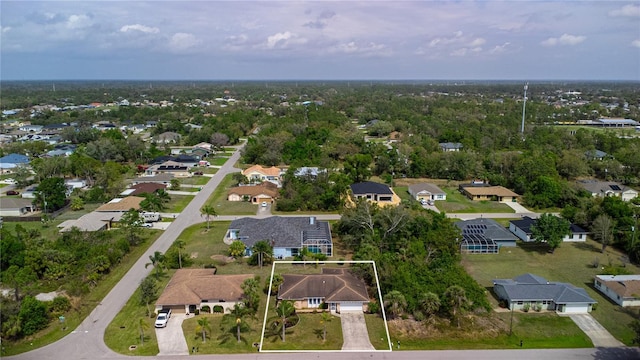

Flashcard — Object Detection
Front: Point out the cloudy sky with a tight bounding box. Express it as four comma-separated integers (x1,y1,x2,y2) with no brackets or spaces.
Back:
1,1,639,81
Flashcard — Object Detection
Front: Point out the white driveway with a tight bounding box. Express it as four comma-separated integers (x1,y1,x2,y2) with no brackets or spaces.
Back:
567,314,624,347
340,312,375,351
155,313,189,356
503,201,532,214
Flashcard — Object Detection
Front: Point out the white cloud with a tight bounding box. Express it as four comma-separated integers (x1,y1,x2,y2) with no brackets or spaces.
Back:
1,26,11,33
489,42,511,54
541,33,586,46
168,32,201,51
263,31,307,49
469,38,486,47
328,41,390,56
120,24,160,34
609,4,640,17
66,14,92,29
632,39,640,48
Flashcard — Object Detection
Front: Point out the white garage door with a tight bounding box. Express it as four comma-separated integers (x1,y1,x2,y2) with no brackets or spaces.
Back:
563,304,588,314
340,301,363,312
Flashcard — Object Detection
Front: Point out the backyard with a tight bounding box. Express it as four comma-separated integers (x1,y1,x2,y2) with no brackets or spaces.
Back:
462,238,640,345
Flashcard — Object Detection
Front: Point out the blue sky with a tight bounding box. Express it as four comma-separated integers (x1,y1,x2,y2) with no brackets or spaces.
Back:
1,1,639,81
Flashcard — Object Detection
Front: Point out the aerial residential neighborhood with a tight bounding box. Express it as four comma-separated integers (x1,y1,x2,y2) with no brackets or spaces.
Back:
1,79,639,359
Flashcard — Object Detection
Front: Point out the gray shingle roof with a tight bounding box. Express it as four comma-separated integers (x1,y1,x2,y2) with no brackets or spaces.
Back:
493,274,596,305
228,216,331,249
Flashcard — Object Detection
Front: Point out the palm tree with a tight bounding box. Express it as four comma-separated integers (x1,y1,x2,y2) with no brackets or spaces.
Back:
156,189,171,205
174,240,186,269
418,292,441,320
145,251,166,279
201,205,217,230
224,303,252,343
383,290,407,319
252,240,273,268
296,247,311,268
196,316,211,342
272,300,296,342
139,318,150,344
443,285,468,328
320,312,332,341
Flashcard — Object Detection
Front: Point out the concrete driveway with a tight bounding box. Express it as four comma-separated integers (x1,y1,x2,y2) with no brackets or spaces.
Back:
340,312,375,351
567,314,624,347
155,313,189,356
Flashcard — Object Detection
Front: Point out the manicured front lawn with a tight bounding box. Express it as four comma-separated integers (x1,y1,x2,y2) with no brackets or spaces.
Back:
261,312,343,350
462,239,640,345
180,176,210,186
203,173,257,215
165,195,194,213
436,187,514,213
364,314,392,350
209,157,229,166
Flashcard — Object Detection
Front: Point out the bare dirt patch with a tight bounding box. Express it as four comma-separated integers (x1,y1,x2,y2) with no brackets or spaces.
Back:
190,252,199,259
210,254,235,264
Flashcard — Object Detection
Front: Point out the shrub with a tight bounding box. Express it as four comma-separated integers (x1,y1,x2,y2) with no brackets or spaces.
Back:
591,257,600,269
534,303,542,312
200,305,211,313
522,303,531,313
49,296,71,314
213,305,224,313
19,296,49,336
194,309,200,315
591,303,598,311
367,301,380,314
413,310,426,322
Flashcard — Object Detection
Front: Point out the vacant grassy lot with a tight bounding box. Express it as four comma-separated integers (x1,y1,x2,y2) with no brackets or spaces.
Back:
202,174,256,215
209,157,229,166
436,187,514,213
462,239,640,345
165,194,194,213
180,176,210,186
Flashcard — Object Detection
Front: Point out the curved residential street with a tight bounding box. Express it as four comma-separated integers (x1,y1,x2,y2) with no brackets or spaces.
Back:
6,144,639,360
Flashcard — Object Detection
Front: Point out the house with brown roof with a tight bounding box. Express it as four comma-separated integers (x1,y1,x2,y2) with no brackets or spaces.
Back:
120,183,167,196
460,184,520,203
95,196,145,212
227,181,278,204
155,269,253,314
278,268,369,313
594,275,640,307
242,165,283,186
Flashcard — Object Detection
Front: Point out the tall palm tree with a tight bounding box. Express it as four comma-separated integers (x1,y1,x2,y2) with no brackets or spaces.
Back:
224,303,252,343
196,316,211,342
174,240,186,269
139,318,150,344
320,312,332,341
443,285,468,328
272,300,296,342
252,240,273,268
383,290,407,319
418,292,441,320
201,205,218,230
145,251,166,279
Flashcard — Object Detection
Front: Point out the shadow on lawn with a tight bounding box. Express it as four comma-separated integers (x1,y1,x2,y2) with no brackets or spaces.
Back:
517,243,551,255
573,242,602,254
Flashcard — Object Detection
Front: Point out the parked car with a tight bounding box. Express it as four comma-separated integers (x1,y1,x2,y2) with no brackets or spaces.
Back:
6,190,20,195
155,308,171,328
142,223,153,228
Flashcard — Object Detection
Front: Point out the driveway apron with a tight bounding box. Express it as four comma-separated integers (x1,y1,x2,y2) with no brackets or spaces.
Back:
155,313,189,356
567,314,624,347
340,312,375,351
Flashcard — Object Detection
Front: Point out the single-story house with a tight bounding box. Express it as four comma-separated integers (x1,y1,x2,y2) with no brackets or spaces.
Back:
350,181,401,207
0,198,36,216
460,184,520,203
155,269,253,314
439,142,463,152
594,275,640,307
224,216,332,258
131,173,174,186
145,161,191,178
509,216,588,242
21,186,38,199
293,167,327,178
278,268,369,313
242,165,283,186
65,179,87,190
493,273,596,313
455,218,518,253
95,196,145,212
0,153,29,172
577,180,638,202
154,131,181,144
120,183,167,196
227,182,278,203
57,211,123,232
585,149,608,161
408,183,447,202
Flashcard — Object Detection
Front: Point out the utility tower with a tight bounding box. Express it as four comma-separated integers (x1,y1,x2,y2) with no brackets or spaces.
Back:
521,83,528,134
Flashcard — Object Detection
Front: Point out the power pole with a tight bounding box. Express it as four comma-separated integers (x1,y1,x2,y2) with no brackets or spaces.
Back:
521,83,528,135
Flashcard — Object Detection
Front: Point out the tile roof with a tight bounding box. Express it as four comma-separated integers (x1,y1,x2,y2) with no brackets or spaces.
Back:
462,185,520,197
350,181,393,195
242,165,281,177
156,269,253,306
279,269,368,302
126,183,167,196
227,182,278,198
228,216,331,249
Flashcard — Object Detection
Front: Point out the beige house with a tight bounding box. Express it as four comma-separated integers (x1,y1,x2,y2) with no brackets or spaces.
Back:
155,269,253,314
95,196,145,212
594,275,640,307
408,183,447,202
461,185,520,202
278,268,369,313
242,165,282,186
349,181,401,207
227,182,278,203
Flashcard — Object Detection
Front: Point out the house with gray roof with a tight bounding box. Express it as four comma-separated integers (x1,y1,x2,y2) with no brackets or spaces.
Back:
439,142,463,152
493,273,596,313
577,180,638,202
224,216,332,258
454,218,517,254
0,198,35,217
585,149,608,161
407,183,446,202
509,216,588,243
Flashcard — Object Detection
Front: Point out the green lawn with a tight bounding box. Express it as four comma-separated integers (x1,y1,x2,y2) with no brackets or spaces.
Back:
364,314,392,350
202,174,256,215
209,157,229,166
180,176,210,186
436,187,515,213
182,311,263,354
165,195,194,213
0,183,8,188
261,312,343,350
462,239,640,345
